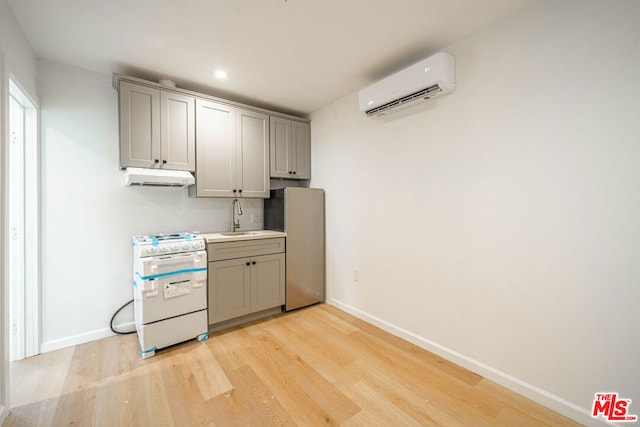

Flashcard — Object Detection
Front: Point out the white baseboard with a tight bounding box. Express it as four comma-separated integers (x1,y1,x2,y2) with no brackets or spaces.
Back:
328,298,612,427
40,321,135,353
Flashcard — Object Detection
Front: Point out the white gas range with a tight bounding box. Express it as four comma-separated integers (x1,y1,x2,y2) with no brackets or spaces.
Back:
133,232,208,358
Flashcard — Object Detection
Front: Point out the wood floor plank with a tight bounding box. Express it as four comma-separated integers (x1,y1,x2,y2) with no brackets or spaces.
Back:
477,379,583,427
188,342,233,400
207,365,296,426
261,316,362,386
9,346,73,407
160,346,211,427
50,339,102,426
251,323,361,423
6,304,584,427
348,317,484,387
345,328,505,420
340,381,428,427
345,358,499,427
207,328,252,372
127,355,175,427
275,311,360,368
91,334,136,426
240,333,345,425
7,345,73,426
304,304,360,335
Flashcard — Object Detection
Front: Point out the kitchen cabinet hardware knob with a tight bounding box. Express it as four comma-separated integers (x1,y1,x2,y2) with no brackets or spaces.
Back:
252,261,256,265
246,262,250,266
154,159,159,163
162,160,167,164
239,189,242,193
233,189,237,193
293,171,296,175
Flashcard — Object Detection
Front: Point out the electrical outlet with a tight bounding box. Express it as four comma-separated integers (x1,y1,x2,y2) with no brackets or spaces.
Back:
11,323,17,336
251,212,262,224
352,269,360,283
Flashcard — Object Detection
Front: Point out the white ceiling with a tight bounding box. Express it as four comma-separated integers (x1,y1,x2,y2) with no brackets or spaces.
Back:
8,0,541,116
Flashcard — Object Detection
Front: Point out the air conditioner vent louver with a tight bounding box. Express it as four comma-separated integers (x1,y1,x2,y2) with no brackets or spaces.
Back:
365,84,443,116
358,52,455,118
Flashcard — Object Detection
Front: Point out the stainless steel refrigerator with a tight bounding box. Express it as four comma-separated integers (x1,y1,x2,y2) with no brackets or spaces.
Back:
264,187,325,311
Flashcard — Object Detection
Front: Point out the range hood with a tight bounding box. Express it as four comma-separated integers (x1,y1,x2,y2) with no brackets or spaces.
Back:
125,167,195,187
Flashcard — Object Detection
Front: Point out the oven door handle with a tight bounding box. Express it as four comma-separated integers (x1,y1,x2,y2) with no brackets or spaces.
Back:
146,251,206,265
136,267,207,281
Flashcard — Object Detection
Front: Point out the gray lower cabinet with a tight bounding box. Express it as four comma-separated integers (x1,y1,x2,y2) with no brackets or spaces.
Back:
208,257,251,323
208,239,285,325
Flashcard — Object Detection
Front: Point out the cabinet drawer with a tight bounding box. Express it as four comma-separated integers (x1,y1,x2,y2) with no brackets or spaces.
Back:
208,238,285,261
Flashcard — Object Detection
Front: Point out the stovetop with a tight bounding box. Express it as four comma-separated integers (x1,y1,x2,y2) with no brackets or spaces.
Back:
133,232,205,257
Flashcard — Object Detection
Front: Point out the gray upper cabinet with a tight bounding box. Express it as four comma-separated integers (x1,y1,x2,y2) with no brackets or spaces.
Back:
193,99,236,197
160,91,196,171
237,109,270,198
270,117,311,179
118,80,195,171
291,120,311,179
192,99,269,198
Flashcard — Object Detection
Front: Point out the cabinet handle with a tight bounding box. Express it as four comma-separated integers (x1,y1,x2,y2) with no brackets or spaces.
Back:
238,189,242,193
233,189,237,193
154,159,159,163
246,262,250,266
162,160,167,164
293,171,296,175
252,261,256,265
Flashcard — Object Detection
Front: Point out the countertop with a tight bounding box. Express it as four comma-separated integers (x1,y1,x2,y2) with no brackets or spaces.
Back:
199,229,286,243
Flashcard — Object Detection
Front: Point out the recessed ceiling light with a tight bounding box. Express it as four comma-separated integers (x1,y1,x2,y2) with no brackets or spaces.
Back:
214,70,228,79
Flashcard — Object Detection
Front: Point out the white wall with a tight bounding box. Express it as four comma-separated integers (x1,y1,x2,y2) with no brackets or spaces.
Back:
1,0,38,417
38,59,263,351
0,0,37,97
311,0,640,424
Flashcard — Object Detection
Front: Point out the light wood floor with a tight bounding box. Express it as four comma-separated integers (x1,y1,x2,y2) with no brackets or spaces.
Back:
5,304,581,426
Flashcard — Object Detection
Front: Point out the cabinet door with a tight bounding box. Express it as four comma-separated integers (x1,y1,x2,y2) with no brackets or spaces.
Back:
161,91,195,171
269,116,291,178
208,258,251,324
251,253,285,312
119,81,160,168
291,120,311,179
195,99,237,197
237,109,269,198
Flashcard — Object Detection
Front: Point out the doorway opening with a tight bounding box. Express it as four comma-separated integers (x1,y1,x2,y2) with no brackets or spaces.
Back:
8,78,39,361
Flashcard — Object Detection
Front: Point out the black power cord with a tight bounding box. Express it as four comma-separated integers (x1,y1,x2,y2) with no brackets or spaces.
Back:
110,299,136,335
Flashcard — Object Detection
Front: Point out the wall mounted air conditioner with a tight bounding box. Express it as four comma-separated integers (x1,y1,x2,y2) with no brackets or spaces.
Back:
359,52,456,118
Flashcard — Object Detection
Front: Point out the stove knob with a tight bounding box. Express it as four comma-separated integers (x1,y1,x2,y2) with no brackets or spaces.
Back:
147,246,157,254
171,243,179,251
160,246,168,253
182,243,191,250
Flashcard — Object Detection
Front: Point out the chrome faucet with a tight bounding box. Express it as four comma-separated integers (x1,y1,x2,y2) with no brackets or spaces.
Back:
232,198,243,232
